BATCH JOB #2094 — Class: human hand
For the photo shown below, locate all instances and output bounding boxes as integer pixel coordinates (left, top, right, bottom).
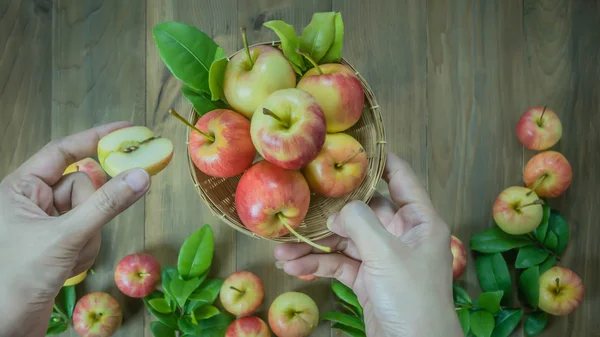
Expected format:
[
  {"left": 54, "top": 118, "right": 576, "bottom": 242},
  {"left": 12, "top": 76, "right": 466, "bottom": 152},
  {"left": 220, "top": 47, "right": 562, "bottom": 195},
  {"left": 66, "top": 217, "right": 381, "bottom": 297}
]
[
  {"left": 274, "top": 153, "right": 463, "bottom": 337},
  {"left": 0, "top": 122, "right": 151, "bottom": 337}
]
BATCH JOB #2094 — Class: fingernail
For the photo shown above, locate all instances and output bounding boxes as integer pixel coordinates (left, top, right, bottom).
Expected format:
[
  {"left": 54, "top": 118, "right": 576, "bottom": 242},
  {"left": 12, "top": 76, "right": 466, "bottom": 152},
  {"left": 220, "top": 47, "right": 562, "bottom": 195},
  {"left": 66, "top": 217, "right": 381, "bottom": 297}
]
[
  {"left": 125, "top": 169, "right": 150, "bottom": 192},
  {"left": 326, "top": 213, "right": 337, "bottom": 230},
  {"left": 275, "top": 261, "right": 285, "bottom": 269}
]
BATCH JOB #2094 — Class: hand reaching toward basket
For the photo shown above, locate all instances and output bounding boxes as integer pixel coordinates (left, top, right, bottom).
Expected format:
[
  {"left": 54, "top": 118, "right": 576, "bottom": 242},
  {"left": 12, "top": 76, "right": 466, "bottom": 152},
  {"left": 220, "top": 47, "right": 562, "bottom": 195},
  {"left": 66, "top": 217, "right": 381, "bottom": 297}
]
[
  {"left": 274, "top": 152, "right": 464, "bottom": 337},
  {"left": 0, "top": 122, "right": 150, "bottom": 337}
]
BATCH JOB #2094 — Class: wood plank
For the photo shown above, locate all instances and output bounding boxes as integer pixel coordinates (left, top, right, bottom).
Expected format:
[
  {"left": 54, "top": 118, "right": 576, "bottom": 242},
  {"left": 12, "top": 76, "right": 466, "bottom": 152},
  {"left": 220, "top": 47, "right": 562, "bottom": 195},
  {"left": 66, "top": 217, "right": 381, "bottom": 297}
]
[
  {"left": 0, "top": 0, "right": 52, "bottom": 178},
  {"left": 52, "top": 1, "right": 147, "bottom": 336},
  {"left": 234, "top": 2, "right": 334, "bottom": 337}
]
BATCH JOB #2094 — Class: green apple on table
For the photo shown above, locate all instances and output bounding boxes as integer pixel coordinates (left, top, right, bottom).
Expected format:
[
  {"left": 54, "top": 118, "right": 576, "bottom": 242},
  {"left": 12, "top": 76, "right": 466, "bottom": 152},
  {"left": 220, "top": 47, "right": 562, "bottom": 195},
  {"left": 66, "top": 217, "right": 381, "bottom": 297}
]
[
  {"left": 492, "top": 186, "right": 543, "bottom": 235},
  {"left": 219, "top": 271, "right": 264, "bottom": 317},
  {"left": 269, "top": 292, "right": 319, "bottom": 337},
  {"left": 73, "top": 292, "right": 122, "bottom": 337},
  {"left": 538, "top": 266, "right": 584, "bottom": 316}
]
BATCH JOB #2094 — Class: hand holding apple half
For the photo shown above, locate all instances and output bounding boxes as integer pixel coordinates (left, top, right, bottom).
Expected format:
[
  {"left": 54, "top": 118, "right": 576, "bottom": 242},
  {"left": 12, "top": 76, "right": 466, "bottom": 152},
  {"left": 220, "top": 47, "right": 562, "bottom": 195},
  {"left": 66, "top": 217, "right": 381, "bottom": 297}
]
[
  {"left": 114, "top": 253, "right": 161, "bottom": 298},
  {"left": 63, "top": 158, "right": 107, "bottom": 189},
  {"left": 98, "top": 126, "right": 173, "bottom": 177},
  {"left": 524, "top": 150, "right": 573, "bottom": 198},
  {"left": 538, "top": 266, "right": 584, "bottom": 316},
  {"left": 493, "top": 186, "right": 543, "bottom": 235},
  {"left": 268, "top": 292, "right": 319, "bottom": 337},
  {"left": 450, "top": 235, "right": 467, "bottom": 280},
  {"left": 169, "top": 108, "right": 256, "bottom": 178},
  {"left": 235, "top": 161, "right": 330, "bottom": 252},
  {"left": 517, "top": 105, "right": 562, "bottom": 150},
  {"left": 251, "top": 88, "right": 326, "bottom": 170},
  {"left": 223, "top": 28, "right": 296, "bottom": 118},
  {"left": 226, "top": 316, "right": 271, "bottom": 337},
  {"left": 220, "top": 271, "right": 264, "bottom": 316},
  {"left": 73, "top": 292, "right": 122, "bottom": 337},
  {"left": 302, "top": 133, "right": 368, "bottom": 197}
]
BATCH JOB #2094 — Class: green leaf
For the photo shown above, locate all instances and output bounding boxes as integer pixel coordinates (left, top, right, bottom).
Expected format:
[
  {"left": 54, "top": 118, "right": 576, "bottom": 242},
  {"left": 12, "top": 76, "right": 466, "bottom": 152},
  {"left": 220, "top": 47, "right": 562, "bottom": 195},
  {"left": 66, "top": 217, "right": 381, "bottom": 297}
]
[
  {"left": 490, "top": 309, "right": 523, "bottom": 337},
  {"left": 193, "top": 305, "right": 220, "bottom": 319},
  {"left": 539, "top": 255, "right": 556, "bottom": 274},
  {"left": 475, "top": 254, "right": 512, "bottom": 304},
  {"left": 515, "top": 246, "right": 549, "bottom": 268},
  {"left": 178, "top": 312, "right": 234, "bottom": 337},
  {"left": 149, "top": 298, "right": 173, "bottom": 314},
  {"left": 161, "top": 266, "right": 178, "bottom": 302},
  {"left": 143, "top": 291, "right": 179, "bottom": 330},
  {"left": 150, "top": 321, "right": 176, "bottom": 337},
  {"left": 208, "top": 56, "right": 228, "bottom": 101},
  {"left": 543, "top": 231, "right": 558, "bottom": 252},
  {"left": 470, "top": 227, "right": 533, "bottom": 253},
  {"left": 61, "top": 286, "right": 76, "bottom": 320},
  {"left": 470, "top": 310, "right": 495, "bottom": 337},
  {"left": 181, "top": 86, "right": 227, "bottom": 116},
  {"left": 320, "top": 12, "right": 344, "bottom": 63},
  {"left": 533, "top": 201, "right": 551, "bottom": 242},
  {"left": 332, "top": 280, "right": 363, "bottom": 317},
  {"left": 322, "top": 312, "right": 365, "bottom": 332},
  {"left": 340, "top": 302, "right": 361, "bottom": 317},
  {"left": 478, "top": 291, "right": 503, "bottom": 314},
  {"left": 300, "top": 12, "right": 336, "bottom": 63},
  {"left": 457, "top": 308, "right": 470, "bottom": 336},
  {"left": 188, "top": 278, "right": 223, "bottom": 304},
  {"left": 178, "top": 225, "right": 214, "bottom": 280},
  {"left": 153, "top": 22, "right": 223, "bottom": 93},
  {"left": 548, "top": 210, "right": 569, "bottom": 255},
  {"left": 171, "top": 277, "right": 203, "bottom": 308},
  {"left": 453, "top": 284, "right": 472, "bottom": 306},
  {"left": 519, "top": 266, "right": 540, "bottom": 308},
  {"left": 45, "top": 318, "right": 68, "bottom": 335},
  {"left": 263, "top": 20, "right": 304, "bottom": 73},
  {"left": 331, "top": 323, "right": 367, "bottom": 337},
  {"left": 524, "top": 311, "right": 547, "bottom": 336}
]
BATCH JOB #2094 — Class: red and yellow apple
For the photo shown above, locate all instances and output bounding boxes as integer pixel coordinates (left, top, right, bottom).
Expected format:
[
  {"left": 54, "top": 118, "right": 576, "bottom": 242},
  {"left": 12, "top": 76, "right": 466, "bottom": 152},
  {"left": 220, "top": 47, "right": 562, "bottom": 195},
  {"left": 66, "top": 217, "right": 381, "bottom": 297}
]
[
  {"left": 73, "top": 292, "right": 122, "bottom": 337},
  {"left": 223, "top": 29, "right": 295, "bottom": 118},
  {"left": 302, "top": 133, "right": 367, "bottom": 197},
  {"left": 225, "top": 316, "right": 270, "bottom": 337},
  {"left": 174, "top": 108, "right": 256, "bottom": 178},
  {"left": 251, "top": 88, "right": 326, "bottom": 170},
  {"left": 524, "top": 151, "right": 573, "bottom": 198},
  {"left": 516, "top": 106, "right": 562, "bottom": 150},
  {"left": 297, "top": 62, "right": 364, "bottom": 133},
  {"left": 63, "top": 158, "right": 107, "bottom": 189},
  {"left": 538, "top": 266, "right": 584, "bottom": 316},
  {"left": 268, "top": 292, "right": 319, "bottom": 337},
  {"left": 114, "top": 253, "right": 161, "bottom": 298},
  {"left": 219, "top": 271, "right": 264, "bottom": 317},
  {"left": 98, "top": 126, "right": 173, "bottom": 177},
  {"left": 493, "top": 186, "right": 543, "bottom": 235},
  {"left": 450, "top": 235, "right": 467, "bottom": 280}
]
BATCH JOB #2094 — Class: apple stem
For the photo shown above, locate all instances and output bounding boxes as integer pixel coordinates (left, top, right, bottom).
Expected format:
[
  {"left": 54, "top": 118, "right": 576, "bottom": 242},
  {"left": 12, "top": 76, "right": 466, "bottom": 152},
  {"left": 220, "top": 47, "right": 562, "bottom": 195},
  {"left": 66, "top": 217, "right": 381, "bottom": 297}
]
[
  {"left": 537, "top": 105, "right": 548, "bottom": 126},
  {"left": 241, "top": 27, "right": 254, "bottom": 68},
  {"left": 554, "top": 278, "right": 561, "bottom": 293},
  {"left": 516, "top": 199, "right": 544, "bottom": 210},
  {"left": 278, "top": 214, "right": 331, "bottom": 252},
  {"left": 263, "top": 108, "right": 290, "bottom": 128},
  {"left": 526, "top": 174, "right": 548, "bottom": 196},
  {"left": 139, "top": 273, "right": 151, "bottom": 277},
  {"left": 296, "top": 49, "right": 323, "bottom": 75},
  {"left": 335, "top": 148, "right": 365, "bottom": 168},
  {"left": 230, "top": 286, "right": 245, "bottom": 294},
  {"left": 169, "top": 108, "right": 215, "bottom": 142},
  {"left": 89, "top": 268, "right": 95, "bottom": 275}
]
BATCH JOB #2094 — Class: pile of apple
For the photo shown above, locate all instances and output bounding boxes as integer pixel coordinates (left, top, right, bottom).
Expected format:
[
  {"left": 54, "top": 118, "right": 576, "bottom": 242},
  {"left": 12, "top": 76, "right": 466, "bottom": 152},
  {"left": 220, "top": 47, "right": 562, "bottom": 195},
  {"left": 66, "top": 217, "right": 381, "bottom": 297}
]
[{"left": 449, "top": 106, "right": 583, "bottom": 337}]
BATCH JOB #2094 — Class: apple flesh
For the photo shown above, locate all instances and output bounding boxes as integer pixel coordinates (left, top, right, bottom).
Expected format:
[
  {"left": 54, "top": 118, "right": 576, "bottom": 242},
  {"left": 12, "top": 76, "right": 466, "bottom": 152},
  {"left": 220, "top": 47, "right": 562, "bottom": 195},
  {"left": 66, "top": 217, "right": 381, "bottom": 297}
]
[
  {"left": 73, "top": 292, "right": 122, "bottom": 337},
  {"left": 114, "top": 253, "right": 161, "bottom": 298},
  {"left": 302, "top": 133, "right": 368, "bottom": 197},
  {"left": 64, "top": 270, "right": 88, "bottom": 287},
  {"left": 450, "top": 235, "right": 467, "bottom": 280},
  {"left": 64, "top": 158, "right": 107, "bottom": 189},
  {"left": 224, "top": 43, "right": 296, "bottom": 118},
  {"left": 493, "top": 186, "right": 543, "bottom": 235},
  {"left": 524, "top": 151, "right": 572, "bottom": 198},
  {"left": 251, "top": 88, "right": 326, "bottom": 170},
  {"left": 219, "top": 271, "right": 264, "bottom": 317},
  {"left": 98, "top": 126, "right": 173, "bottom": 177},
  {"left": 297, "top": 63, "right": 364, "bottom": 133},
  {"left": 516, "top": 106, "right": 562, "bottom": 150},
  {"left": 185, "top": 109, "right": 256, "bottom": 178},
  {"left": 268, "top": 292, "right": 319, "bottom": 337},
  {"left": 225, "top": 316, "right": 270, "bottom": 337},
  {"left": 538, "top": 266, "right": 584, "bottom": 316}
]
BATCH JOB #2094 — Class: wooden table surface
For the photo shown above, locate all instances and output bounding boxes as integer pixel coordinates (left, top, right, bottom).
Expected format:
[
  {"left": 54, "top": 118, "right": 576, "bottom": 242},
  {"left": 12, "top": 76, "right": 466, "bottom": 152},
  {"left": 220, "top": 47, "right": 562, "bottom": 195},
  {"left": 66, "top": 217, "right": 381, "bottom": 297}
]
[{"left": 1, "top": 1, "right": 598, "bottom": 336}]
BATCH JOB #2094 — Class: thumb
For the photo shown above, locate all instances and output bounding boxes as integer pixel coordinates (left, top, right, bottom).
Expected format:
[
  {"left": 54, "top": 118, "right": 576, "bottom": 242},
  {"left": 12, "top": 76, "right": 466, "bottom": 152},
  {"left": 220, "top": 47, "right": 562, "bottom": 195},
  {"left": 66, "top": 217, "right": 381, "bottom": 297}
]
[{"left": 61, "top": 168, "right": 150, "bottom": 238}]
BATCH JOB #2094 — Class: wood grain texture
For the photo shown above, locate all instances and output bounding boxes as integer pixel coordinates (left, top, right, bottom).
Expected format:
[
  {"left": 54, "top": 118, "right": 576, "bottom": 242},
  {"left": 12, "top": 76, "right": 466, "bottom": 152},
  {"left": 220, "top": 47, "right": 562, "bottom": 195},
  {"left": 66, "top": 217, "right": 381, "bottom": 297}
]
[{"left": 52, "top": 0, "right": 147, "bottom": 336}]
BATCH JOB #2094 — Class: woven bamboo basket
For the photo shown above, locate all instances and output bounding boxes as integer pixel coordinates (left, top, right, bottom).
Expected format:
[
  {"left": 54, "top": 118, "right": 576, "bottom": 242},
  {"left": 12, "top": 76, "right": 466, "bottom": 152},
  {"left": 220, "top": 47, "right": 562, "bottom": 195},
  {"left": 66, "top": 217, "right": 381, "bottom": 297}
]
[{"left": 188, "top": 41, "right": 386, "bottom": 243}]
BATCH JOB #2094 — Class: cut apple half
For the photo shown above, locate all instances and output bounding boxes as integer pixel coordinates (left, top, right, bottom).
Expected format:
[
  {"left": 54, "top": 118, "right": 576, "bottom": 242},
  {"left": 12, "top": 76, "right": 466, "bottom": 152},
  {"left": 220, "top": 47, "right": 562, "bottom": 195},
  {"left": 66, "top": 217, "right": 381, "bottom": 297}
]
[{"left": 98, "top": 126, "right": 173, "bottom": 177}]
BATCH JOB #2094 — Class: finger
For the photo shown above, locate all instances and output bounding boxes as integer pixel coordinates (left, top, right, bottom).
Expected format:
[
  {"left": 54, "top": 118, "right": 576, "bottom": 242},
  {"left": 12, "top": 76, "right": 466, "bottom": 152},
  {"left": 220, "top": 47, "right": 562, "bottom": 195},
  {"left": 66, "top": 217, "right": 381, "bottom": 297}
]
[
  {"left": 70, "top": 233, "right": 101, "bottom": 277},
  {"left": 281, "top": 254, "right": 361, "bottom": 288},
  {"left": 9, "top": 174, "right": 57, "bottom": 216},
  {"left": 384, "top": 152, "right": 432, "bottom": 208},
  {"left": 60, "top": 168, "right": 150, "bottom": 240},
  {"left": 19, "top": 122, "right": 131, "bottom": 185},
  {"left": 52, "top": 172, "right": 96, "bottom": 214},
  {"left": 368, "top": 191, "right": 399, "bottom": 228},
  {"left": 274, "top": 235, "right": 360, "bottom": 261}
]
